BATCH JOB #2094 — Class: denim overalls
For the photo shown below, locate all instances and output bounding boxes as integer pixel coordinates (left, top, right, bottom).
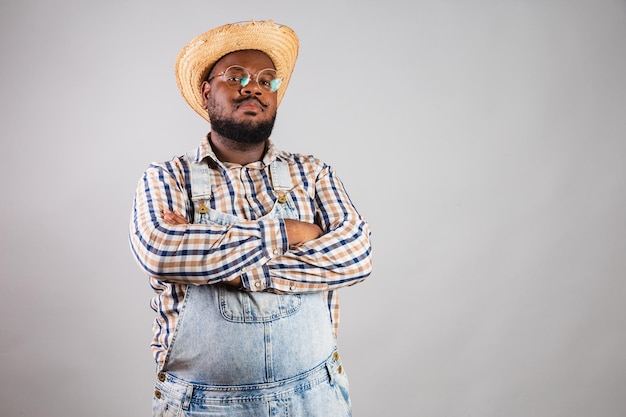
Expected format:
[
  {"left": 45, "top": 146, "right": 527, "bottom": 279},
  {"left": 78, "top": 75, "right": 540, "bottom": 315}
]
[{"left": 152, "top": 156, "right": 352, "bottom": 417}]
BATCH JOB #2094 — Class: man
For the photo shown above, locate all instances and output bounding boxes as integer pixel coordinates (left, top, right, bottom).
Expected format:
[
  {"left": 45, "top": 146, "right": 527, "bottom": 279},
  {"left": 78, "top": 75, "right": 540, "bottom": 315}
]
[{"left": 129, "top": 20, "right": 372, "bottom": 417}]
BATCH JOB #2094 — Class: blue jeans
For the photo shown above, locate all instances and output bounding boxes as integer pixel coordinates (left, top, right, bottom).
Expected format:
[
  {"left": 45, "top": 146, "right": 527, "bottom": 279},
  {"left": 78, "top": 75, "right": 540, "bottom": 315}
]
[
  {"left": 153, "top": 349, "right": 351, "bottom": 417},
  {"left": 151, "top": 160, "right": 352, "bottom": 416}
]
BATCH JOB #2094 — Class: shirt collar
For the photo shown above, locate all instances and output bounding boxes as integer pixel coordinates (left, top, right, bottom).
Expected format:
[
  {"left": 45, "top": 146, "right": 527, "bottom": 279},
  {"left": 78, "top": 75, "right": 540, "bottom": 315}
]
[{"left": 193, "top": 133, "right": 286, "bottom": 168}]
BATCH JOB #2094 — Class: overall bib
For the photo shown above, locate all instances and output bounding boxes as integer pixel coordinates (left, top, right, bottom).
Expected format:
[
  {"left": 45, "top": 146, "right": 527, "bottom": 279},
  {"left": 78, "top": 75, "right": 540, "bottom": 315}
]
[{"left": 152, "top": 158, "right": 352, "bottom": 417}]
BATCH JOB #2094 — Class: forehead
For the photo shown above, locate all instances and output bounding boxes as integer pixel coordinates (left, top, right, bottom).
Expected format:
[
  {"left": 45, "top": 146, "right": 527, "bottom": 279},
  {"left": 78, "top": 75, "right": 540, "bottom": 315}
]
[{"left": 213, "top": 50, "right": 276, "bottom": 72}]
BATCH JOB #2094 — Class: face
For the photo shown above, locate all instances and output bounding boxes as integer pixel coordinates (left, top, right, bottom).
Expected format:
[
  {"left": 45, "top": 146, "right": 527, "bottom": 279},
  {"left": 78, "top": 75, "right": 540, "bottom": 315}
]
[{"left": 202, "top": 50, "right": 279, "bottom": 144}]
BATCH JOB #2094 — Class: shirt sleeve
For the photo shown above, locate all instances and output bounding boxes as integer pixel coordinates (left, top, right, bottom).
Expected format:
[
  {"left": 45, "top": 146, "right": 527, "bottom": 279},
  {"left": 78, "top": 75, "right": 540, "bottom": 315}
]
[
  {"left": 128, "top": 160, "right": 290, "bottom": 285},
  {"left": 243, "top": 165, "right": 373, "bottom": 293}
]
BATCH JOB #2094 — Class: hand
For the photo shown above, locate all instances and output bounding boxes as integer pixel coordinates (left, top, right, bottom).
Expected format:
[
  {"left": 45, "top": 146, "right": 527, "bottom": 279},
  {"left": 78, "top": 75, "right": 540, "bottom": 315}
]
[
  {"left": 161, "top": 209, "right": 242, "bottom": 288},
  {"left": 284, "top": 219, "right": 323, "bottom": 246},
  {"left": 162, "top": 209, "right": 189, "bottom": 225}
]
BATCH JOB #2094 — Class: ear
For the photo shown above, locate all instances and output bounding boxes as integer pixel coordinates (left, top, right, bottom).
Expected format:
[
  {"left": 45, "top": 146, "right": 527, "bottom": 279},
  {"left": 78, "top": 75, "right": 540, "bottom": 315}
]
[{"left": 201, "top": 81, "right": 211, "bottom": 109}]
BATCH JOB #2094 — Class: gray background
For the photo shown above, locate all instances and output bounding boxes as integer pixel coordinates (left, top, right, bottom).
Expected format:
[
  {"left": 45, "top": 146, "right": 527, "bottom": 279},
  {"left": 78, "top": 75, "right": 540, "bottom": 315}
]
[{"left": 1, "top": 0, "right": 625, "bottom": 416}]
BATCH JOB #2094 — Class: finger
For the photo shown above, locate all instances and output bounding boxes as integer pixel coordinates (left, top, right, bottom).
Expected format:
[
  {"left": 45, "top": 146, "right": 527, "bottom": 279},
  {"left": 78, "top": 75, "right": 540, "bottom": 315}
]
[
  {"left": 162, "top": 209, "right": 189, "bottom": 225},
  {"left": 172, "top": 212, "right": 189, "bottom": 224}
]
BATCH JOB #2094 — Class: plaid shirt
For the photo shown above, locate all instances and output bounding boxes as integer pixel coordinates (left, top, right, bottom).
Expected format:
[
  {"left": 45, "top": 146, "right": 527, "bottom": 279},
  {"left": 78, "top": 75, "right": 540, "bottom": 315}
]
[{"left": 129, "top": 136, "right": 373, "bottom": 365}]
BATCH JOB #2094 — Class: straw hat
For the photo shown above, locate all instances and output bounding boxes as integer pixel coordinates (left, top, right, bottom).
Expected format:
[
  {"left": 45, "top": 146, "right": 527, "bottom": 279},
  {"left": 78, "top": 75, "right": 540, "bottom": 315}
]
[{"left": 175, "top": 20, "right": 300, "bottom": 122}]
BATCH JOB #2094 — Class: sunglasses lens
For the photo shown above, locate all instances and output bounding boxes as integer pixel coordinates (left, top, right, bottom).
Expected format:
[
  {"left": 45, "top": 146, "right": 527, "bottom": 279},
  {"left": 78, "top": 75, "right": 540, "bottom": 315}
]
[
  {"left": 222, "top": 66, "right": 281, "bottom": 92},
  {"left": 223, "top": 66, "right": 247, "bottom": 89},
  {"left": 269, "top": 78, "right": 282, "bottom": 92},
  {"left": 257, "top": 69, "right": 281, "bottom": 92}
]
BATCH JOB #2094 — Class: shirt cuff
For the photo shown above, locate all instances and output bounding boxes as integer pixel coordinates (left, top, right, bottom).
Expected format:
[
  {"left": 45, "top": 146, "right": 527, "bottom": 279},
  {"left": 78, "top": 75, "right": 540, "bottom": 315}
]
[
  {"left": 240, "top": 218, "right": 289, "bottom": 291},
  {"left": 265, "top": 218, "right": 289, "bottom": 256}
]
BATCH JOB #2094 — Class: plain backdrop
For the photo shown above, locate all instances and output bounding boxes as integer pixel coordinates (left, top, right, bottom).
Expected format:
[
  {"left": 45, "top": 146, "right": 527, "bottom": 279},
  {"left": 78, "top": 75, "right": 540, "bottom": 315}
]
[{"left": 1, "top": 1, "right": 625, "bottom": 416}]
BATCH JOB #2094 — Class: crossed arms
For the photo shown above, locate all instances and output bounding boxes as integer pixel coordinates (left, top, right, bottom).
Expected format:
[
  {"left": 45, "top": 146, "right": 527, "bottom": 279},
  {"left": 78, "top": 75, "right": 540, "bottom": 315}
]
[{"left": 129, "top": 157, "right": 372, "bottom": 293}]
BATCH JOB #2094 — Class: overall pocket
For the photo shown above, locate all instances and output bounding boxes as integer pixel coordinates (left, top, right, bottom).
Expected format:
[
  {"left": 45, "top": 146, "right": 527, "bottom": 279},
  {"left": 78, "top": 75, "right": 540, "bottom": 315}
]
[{"left": 218, "top": 286, "right": 302, "bottom": 323}]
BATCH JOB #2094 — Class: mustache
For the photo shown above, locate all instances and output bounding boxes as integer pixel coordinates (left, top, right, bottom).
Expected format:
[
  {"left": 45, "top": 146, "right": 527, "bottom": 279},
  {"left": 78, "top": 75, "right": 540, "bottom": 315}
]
[{"left": 234, "top": 96, "right": 269, "bottom": 108}]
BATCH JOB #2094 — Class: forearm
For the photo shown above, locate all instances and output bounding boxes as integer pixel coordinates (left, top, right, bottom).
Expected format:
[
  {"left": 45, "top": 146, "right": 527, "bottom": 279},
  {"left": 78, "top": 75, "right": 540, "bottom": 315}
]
[
  {"left": 130, "top": 212, "right": 287, "bottom": 284},
  {"left": 252, "top": 167, "right": 373, "bottom": 292},
  {"left": 243, "top": 214, "right": 372, "bottom": 292},
  {"left": 129, "top": 165, "right": 289, "bottom": 284}
]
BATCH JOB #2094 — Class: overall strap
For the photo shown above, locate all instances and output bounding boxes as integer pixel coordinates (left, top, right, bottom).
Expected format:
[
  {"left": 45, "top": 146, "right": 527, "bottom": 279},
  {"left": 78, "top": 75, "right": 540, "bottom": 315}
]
[
  {"left": 187, "top": 154, "right": 291, "bottom": 199},
  {"left": 270, "top": 160, "right": 293, "bottom": 192},
  {"left": 186, "top": 152, "right": 212, "bottom": 202}
]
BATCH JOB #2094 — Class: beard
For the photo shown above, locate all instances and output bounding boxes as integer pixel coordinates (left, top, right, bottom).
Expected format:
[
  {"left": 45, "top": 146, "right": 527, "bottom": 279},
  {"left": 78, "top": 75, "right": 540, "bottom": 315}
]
[{"left": 208, "top": 97, "right": 276, "bottom": 145}]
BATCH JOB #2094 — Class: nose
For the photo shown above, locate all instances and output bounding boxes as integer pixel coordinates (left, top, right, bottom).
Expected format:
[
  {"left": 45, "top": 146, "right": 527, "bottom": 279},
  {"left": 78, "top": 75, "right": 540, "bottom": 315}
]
[{"left": 240, "top": 80, "right": 263, "bottom": 97}]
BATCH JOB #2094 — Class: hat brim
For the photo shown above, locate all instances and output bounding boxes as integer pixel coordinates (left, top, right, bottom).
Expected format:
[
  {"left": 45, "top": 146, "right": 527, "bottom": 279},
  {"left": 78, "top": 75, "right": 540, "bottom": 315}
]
[{"left": 175, "top": 20, "right": 299, "bottom": 123}]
